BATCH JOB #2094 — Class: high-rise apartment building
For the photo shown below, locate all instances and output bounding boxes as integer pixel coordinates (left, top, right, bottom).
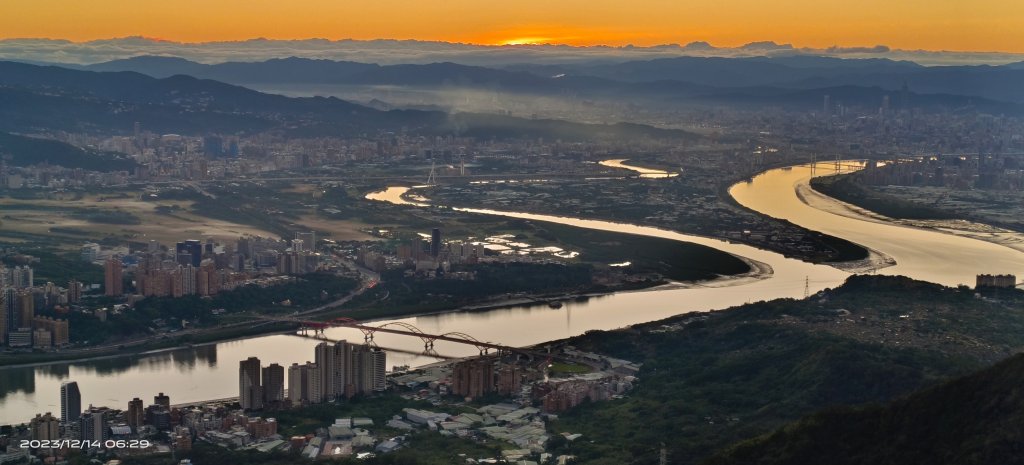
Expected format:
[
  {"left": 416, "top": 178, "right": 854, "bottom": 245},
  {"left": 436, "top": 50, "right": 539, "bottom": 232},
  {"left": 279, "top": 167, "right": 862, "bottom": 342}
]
[
  {"left": 32, "top": 317, "right": 69, "bottom": 346},
  {"left": 287, "top": 362, "right": 307, "bottom": 404},
  {"left": 306, "top": 362, "right": 323, "bottom": 404},
  {"left": 430, "top": 228, "right": 442, "bottom": 257},
  {"left": 368, "top": 348, "right": 387, "bottom": 392},
  {"left": 127, "top": 397, "right": 145, "bottom": 432},
  {"left": 60, "top": 381, "right": 82, "bottom": 423},
  {"left": 315, "top": 342, "right": 337, "bottom": 400},
  {"left": 452, "top": 358, "right": 494, "bottom": 399},
  {"left": 154, "top": 392, "right": 170, "bottom": 409},
  {"left": 262, "top": 363, "right": 285, "bottom": 404},
  {"left": 79, "top": 408, "right": 109, "bottom": 442},
  {"left": 30, "top": 413, "right": 60, "bottom": 441},
  {"left": 15, "top": 290, "right": 34, "bottom": 328},
  {"left": 239, "top": 357, "right": 263, "bottom": 410},
  {"left": 67, "top": 280, "right": 83, "bottom": 303},
  {"left": 104, "top": 258, "right": 123, "bottom": 296}
]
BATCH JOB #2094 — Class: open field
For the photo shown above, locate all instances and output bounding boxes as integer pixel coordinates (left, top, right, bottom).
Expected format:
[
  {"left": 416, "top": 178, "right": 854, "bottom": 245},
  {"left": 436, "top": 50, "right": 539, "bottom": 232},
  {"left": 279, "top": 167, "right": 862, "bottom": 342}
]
[
  {"left": 0, "top": 193, "right": 275, "bottom": 246},
  {"left": 293, "top": 214, "right": 375, "bottom": 241}
]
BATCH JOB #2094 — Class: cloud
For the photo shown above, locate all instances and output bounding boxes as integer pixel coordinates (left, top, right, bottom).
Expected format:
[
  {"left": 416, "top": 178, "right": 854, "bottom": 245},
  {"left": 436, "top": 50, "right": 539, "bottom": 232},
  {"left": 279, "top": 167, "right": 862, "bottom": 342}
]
[
  {"left": 0, "top": 37, "right": 1020, "bottom": 67},
  {"left": 826, "top": 45, "right": 891, "bottom": 54}
]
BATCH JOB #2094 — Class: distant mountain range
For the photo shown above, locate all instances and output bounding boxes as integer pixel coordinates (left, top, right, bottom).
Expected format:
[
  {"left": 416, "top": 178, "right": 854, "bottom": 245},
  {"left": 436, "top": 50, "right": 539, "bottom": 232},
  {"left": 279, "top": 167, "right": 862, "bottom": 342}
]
[
  {"left": 75, "top": 55, "right": 1024, "bottom": 100},
  {"left": 1, "top": 54, "right": 1021, "bottom": 171},
  {"left": 0, "top": 61, "right": 692, "bottom": 143},
  {"left": 49, "top": 55, "right": 1024, "bottom": 112},
  {"left": 2, "top": 37, "right": 1023, "bottom": 67}
]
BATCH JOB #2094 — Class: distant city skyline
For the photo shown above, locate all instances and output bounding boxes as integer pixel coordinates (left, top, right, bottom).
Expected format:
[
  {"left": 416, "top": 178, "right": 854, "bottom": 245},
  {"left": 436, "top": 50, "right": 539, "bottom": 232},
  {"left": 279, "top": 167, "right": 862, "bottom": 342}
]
[{"left": 2, "top": 0, "right": 1022, "bottom": 53}]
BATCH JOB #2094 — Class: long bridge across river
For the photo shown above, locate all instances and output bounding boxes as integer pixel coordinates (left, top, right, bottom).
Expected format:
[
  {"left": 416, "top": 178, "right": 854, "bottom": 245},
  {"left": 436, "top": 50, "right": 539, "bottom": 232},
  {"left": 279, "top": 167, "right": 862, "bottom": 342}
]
[{"left": 257, "top": 316, "right": 524, "bottom": 356}]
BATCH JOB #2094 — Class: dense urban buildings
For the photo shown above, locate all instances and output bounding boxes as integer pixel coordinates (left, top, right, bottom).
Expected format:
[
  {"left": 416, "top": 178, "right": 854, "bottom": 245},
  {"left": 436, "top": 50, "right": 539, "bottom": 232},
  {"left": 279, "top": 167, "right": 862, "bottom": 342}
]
[
  {"left": 242, "top": 341, "right": 387, "bottom": 410},
  {"left": 976, "top": 274, "right": 1018, "bottom": 289}
]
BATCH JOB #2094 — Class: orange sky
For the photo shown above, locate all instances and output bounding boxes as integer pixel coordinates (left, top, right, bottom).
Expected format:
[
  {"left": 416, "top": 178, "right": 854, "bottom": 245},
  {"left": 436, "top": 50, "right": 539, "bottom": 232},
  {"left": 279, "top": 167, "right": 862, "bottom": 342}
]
[{"left": 2, "top": 0, "right": 1023, "bottom": 52}]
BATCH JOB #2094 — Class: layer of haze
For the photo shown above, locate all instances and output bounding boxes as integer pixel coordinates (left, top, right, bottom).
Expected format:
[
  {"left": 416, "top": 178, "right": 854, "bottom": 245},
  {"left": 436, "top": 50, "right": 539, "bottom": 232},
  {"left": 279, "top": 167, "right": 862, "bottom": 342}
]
[{"left": 2, "top": 0, "right": 1023, "bottom": 52}]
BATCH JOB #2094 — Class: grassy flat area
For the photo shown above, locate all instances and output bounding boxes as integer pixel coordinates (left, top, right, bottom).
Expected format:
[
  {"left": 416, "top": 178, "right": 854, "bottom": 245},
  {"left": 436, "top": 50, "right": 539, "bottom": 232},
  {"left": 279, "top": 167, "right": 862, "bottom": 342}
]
[
  {"left": 0, "top": 192, "right": 275, "bottom": 247},
  {"left": 549, "top": 362, "right": 593, "bottom": 375},
  {"left": 539, "top": 222, "right": 751, "bottom": 280}
]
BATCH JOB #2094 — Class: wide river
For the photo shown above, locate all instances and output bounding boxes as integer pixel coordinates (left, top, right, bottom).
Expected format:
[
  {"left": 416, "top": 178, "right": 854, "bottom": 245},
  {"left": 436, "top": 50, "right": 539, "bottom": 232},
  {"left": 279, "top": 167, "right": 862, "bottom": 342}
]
[{"left": 2, "top": 162, "right": 1023, "bottom": 424}]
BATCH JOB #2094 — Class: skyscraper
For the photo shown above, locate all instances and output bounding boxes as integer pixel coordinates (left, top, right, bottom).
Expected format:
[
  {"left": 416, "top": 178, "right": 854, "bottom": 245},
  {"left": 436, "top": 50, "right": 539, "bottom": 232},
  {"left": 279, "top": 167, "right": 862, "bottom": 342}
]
[
  {"left": 452, "top": 358, "right": 494, "bottom": 399},
  {"left": 60, "top": 381, "right": 82, "bottom": 424},
  {"left": 0, "top": 289, "right": 9, "bottom": 345},
  {"left": 239, "top": 357, "right": 263, "bottom": 410},
  {"left": 287, "top": 362, "right": 307, "bottom": 404},
  {"left": 154, "top": 392, "right": 170, "bottom": 410},
  {"left": 368, "top": 348, "right": 387, "bottom": 392},
  {"left": 104, "top": 258, "right": 123, "bottom": 296},
  {"left": 334, "top": 341, "right": 353, "bottom": 399},
  {"left": 176, "top": 240, "right": 203, "bottom": 267},
  {"left": 315, "top": 342, "right": 337, "bottom": 400},
  {"left": 9, "top": 266, "right": 32, "bottom": 288},
  {"left": 352, "top": 344, "right": 387, "bottom": 394},
  {"left": 306, "top": 362, "right": 323, "bottom": 404},
  {"left": 127, "top": 398, "right": 144, "bottom": 432},
  {"left": 16, "top": 291, "right": 34, "bottom": 328},
  {"left": 30, "top": 413, "right": 60, "bottom": 441},
  {"left": 430, "top": 228, "right": 442, "bottom": 257},
  {"left": 79, "top": 408, "right": 109, "bottom": 442},
  {"left": 262, "top": 363, "right": 285, "bottom": 404},
  {"left": 67, "top": 280, "right": 83, "bottom": 303}
]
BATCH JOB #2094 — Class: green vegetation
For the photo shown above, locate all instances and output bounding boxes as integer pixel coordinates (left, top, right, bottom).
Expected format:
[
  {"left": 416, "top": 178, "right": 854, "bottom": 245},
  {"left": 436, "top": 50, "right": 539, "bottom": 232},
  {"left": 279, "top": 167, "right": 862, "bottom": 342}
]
[
  {"left": 340, "top": 263, "right": 597, "bottom": 318},
  {"left": 0, "top": 321, "right": 295, "bottom": 368},
  {"left": 544, "top": 275, "right": 1024, "bottom": 465},
  {"left": 0, "top": 131, "right": 137, "bottom": 171},
  {"left": 71, "top": 209, "right": 142, "bottom": 225},
  {"left": 548, "top": 362, "right": 592, "bottom": 376},
  {"left": 188, "top": 191, "right": 296, "bottom": 238},
  {"left": 813, "top": 228, "right": 870, "bottom": 262},
  {"left": 811, "top": 173, "right": 956, "bottom": 220},
  {"left": 271, "top": 393, "right": 431, "bottom": 437},
  {"left": 44, "top": 273, "right": 357, "bottom": 345},
  {"left": 2, "top": 250, "right": 104, "bottom": 285},
  {"left": 539, "top": 222, "right": 751, "bottom": 280},
  {"left": 706, "top": 352, "right": 1024, "bottom": 465}
]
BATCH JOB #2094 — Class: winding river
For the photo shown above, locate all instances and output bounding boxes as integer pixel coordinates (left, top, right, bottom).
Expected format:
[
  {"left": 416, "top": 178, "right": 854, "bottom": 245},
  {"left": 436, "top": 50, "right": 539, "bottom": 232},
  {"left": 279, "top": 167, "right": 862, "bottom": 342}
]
[{"left": 2, "top": 161, "right": 1023, "bottom": 425}]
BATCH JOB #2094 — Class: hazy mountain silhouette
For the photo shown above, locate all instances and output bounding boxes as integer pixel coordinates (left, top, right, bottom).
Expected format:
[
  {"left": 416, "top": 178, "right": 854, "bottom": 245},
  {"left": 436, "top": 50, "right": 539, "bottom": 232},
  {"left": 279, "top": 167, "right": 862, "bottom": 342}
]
[{"left": 0, "top": 61, "right": 693, "bottom": 141}]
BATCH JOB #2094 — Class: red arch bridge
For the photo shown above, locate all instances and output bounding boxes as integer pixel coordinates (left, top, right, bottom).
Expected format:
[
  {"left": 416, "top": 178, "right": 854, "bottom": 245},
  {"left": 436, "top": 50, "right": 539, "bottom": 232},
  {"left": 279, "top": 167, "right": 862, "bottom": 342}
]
[{"left": 259, "top": 316, "right": 521, "bottom": 356}]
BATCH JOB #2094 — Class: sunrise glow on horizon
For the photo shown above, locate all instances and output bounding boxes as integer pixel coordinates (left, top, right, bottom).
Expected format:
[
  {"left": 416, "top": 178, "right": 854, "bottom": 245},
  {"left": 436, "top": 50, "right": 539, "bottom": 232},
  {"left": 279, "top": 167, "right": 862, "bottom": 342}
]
[{"left": 2, "top": 0, "right": 1023, "bottom": 53}]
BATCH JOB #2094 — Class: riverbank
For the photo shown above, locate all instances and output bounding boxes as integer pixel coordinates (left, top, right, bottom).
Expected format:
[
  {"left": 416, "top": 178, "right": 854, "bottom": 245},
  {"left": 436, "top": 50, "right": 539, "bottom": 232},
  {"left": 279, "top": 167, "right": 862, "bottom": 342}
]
[
  {"left": 0, "top": 157, "right": 963, "bottom": 425},
  {"left": 803, "top": 176, "right": 1024, "bottom": 256},
  {"left": 0, "top": 276, "right": 671, "bottom": 370},
  {"left": 0, "top": 321, "right": 297, "bottom": 369},
  {"left": 0, "top": 254, "right": 780, "bottom": 372}
]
